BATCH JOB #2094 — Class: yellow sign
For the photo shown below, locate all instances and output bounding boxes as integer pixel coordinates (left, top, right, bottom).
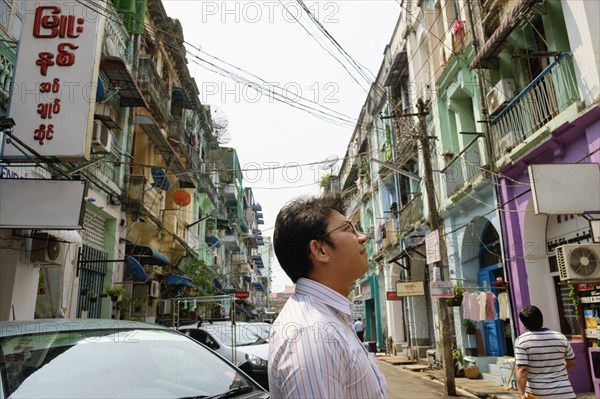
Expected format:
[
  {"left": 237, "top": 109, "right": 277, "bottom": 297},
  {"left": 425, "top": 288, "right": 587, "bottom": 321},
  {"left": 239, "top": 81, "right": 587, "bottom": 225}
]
[{"left": 396, "top": 281, "right": 425, "bottom": 297}]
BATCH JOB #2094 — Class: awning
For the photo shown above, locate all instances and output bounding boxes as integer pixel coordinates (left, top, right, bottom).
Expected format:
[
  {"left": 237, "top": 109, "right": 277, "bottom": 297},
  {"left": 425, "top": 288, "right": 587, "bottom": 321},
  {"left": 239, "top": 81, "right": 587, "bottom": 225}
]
[
  {"left": 252, "top": 283, "right": 264, "bottom": 291},
  {"left": 166, "top": 274, "right": 196, "bottom": 287},
  {"left": 171, "top": 87, "right": 193, "bottom": 109},
  {"left": 384, "top": 51, "right": 408, "bottom": 87},
  {"left": 100, "top": 56, "right": 147, "bottom": 107},
  {"left": 134, "top": 114, "right": 194, "bottom": 185},
  {"left": 470, "top": 0, "right": 541, "bottom": 69},
  {"left": 206, "top": 235, "right": 221, "bottom": 248},
  {"left": 125, "top": 243, "right": 170, "bottom": 266},
  {"left": 125, "top": 255, "right": 147, "bottom": 281},
  {"left": 212, "top": 277, "right": 223, "bottom": 290},
  {"left": 93, "top": 113, "right": 120, "bottom": 130}
]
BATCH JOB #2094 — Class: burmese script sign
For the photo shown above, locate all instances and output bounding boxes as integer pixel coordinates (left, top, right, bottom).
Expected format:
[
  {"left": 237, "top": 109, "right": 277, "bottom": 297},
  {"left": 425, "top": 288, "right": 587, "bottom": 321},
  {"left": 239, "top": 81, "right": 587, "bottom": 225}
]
[
  {"left": 430, "top": 281, "right": 454, "bottom": 298},
  {"left": 396, "top": 281, "right": 425, "bottom": 297},
  {"left": 4, "top": 0, "right": 104, "bottom": 161}
]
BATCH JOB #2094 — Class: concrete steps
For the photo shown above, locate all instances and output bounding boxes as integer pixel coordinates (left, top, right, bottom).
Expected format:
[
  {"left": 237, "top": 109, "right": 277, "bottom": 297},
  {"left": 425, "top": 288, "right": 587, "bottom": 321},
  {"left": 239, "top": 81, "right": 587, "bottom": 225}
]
[{"left": 482, "top": 357, "right": 516, "bottom": 390}]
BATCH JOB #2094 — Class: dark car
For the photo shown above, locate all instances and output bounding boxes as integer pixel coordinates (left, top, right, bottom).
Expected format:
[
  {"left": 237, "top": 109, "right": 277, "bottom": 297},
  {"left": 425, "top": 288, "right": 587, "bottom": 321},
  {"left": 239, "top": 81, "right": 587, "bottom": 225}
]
[{"left": 0, "top": 319, "right": 269, "bottom": 398}]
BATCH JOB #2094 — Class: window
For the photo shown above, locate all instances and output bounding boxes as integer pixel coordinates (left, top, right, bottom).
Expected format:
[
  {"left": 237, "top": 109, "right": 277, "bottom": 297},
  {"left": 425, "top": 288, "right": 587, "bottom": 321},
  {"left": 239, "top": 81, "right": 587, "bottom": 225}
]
[{"left": 1, "top": 0, "right": 10, "bottom": 31}]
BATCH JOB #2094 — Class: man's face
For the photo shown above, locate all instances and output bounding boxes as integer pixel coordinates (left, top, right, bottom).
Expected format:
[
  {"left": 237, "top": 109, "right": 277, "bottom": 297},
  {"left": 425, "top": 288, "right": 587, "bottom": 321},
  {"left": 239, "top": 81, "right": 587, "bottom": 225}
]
[{"left": 322, "top": 211, "right": 369, "bottom": 280}]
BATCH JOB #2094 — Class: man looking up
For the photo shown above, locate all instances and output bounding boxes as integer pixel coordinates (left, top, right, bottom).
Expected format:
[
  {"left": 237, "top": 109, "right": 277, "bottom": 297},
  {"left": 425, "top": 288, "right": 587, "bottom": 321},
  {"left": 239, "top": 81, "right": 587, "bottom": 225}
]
[{"left": 268, "top": 194, "right": 387, "bottom": 398}]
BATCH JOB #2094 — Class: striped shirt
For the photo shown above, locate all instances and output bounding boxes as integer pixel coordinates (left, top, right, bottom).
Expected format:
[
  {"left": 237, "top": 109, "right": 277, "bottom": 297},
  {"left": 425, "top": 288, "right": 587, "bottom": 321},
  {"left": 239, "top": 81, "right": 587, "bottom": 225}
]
[
  {"left": 514, "top": 329, "right": 575, "bottom": 399},
  {"left": 268, "top": 278, "right": 387, "bottom": 398}
]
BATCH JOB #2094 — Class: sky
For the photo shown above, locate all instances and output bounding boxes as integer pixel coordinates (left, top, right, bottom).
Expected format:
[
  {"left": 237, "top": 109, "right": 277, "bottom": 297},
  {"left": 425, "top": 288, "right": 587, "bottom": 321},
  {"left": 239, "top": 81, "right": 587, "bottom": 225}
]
[{"left": 162, "top": 1, "right": 401, "bottom": 292}]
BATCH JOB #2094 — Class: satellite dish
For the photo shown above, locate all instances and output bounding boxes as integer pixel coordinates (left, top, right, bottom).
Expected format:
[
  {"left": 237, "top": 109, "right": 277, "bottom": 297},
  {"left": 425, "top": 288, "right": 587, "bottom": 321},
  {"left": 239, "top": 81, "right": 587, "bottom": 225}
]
[
  {"left": 125, "top": 255, "right": 147, "bottom": 281},
  {"left": 147, "top": 166, "right": 170, "bottom": 191},
  {"left": 320, "top": 155, "right": 339, "bottom": 172},
  {"left": 173, "top": 190, "right": 191, "bottom": 207},
  {"left": 210, "top": 106, "right": 232, "bottom": 144}
]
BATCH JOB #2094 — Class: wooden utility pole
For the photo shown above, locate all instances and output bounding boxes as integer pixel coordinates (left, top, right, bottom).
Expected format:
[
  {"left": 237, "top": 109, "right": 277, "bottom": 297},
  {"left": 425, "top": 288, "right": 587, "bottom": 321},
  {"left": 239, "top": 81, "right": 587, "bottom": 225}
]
[{"left": 416, "top": 98, "right": 456, "bottom": 396}]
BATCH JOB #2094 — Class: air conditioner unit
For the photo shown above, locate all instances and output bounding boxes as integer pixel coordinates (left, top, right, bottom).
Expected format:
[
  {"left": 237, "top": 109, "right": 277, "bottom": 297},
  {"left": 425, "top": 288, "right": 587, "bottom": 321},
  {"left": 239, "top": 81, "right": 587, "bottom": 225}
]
[
  {"left": 160, "top": 299, "right": 171, "bottom": 315},
  {"left": 556, "top": 244, "right": 600, "bottom": 281},
  {"left": 487, "top": 78, "right": 516, "bottom": 116},
  {"left": 30, "top": 232, "right": 66, "bottom": 265},
  {"left": 149, "top": 280, "right": 161, "bottom": 298},
  {"left": 92, "top": 120, "right": 113, "bottom": 154}
]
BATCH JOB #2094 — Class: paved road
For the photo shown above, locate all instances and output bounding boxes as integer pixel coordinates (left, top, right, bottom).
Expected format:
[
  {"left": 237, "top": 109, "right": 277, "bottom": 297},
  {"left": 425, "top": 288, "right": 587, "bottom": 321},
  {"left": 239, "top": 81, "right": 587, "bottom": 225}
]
[{"left": 379, "top": 360, "right": 476, "bottom": 398}]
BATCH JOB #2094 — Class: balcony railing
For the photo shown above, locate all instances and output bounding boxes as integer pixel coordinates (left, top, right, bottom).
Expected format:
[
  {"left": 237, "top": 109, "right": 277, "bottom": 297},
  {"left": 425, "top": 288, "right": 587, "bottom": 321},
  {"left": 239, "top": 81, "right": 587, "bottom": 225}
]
[
  {"left": 399, "top": 194, "right": 423, "bottom": 234},
  {"left": 86, "top": 157, "right": 120, "bottom": 192},
  {"left": 441, "top": 138, "right": 483, "bottom": 197},
  {"left": 163, "top": 209, "right": 186, "bottom": 242},
  {"left": 103, "top": 4, "right": 130, "bottom": 61},
  {"left": 137, "top": 57, "right": 170, "bottom": 123},
  {"left": 490, "top": 52, "right": 579, "bottom": 157}
]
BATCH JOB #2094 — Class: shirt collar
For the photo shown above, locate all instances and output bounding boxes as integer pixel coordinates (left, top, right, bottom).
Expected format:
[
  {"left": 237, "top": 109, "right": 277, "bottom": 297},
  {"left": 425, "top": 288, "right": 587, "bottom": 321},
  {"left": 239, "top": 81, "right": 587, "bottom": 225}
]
[{"left": 295, "top": 278, "right": 353, "bottom": 317}]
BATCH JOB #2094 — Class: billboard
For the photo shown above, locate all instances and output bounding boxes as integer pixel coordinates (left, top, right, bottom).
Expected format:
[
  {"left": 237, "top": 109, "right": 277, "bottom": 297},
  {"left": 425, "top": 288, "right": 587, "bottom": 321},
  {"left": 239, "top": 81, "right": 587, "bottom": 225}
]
[{"left": 3, "top": 0, "right": 105, "bottom": 161}]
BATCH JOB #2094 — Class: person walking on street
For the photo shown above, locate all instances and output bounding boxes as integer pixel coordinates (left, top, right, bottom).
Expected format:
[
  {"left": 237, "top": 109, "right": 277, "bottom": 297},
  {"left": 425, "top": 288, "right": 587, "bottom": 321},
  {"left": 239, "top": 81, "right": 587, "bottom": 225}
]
[
  {"left": 515, "top": 305, "right": 576, "bottom": 399},
  {"left": 268, "top": 194, "right": 387, "bottom": 399},
  {"left": 354, "top": 317, "right": 365, "bottom": 341}
]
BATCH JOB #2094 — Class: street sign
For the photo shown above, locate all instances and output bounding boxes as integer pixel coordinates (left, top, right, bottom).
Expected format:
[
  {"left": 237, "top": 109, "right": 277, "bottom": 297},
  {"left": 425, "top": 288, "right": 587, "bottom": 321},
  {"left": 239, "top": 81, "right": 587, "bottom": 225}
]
[
  {"left": 352, "top": 299, "right": 365, "bottom": 319},
  {"left": 386, "top": 291, "right": 403, "bottom": 301}
]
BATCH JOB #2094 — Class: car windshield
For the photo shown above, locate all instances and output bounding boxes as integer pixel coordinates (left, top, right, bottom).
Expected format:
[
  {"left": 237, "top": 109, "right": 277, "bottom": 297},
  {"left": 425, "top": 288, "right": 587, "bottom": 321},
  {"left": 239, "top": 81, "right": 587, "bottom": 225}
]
[
  {"left": 0, "top": 327, "right": 263, "bottom": 398},
  {"left": 203, "top": 324, "right": 267, "bottom": 346}
]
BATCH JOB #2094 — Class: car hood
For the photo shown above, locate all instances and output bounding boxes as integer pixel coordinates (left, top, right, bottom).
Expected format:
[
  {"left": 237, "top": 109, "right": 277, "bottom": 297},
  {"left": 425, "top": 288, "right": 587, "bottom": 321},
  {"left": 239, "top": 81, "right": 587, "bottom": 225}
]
[{"left": 236, "top": 343, "right": 269, "bottom": 360}]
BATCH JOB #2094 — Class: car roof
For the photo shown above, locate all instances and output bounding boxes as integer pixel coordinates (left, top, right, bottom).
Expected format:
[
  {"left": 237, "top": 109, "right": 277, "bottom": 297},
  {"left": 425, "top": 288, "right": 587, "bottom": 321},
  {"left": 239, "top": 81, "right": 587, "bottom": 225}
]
[{"left": 0, "top": 319, "right": 167, "bottom": 338}]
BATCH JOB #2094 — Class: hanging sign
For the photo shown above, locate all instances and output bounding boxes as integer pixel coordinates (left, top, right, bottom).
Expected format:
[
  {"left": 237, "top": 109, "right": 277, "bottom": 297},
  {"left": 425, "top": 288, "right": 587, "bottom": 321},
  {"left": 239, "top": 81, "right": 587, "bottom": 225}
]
[
  {"left": 4, "top": 0, "right": 105, "bottom": 161},
  {"left": 430, "top": 281, "right": 454, "bottom": 298},
  {"left": 425, "top": 229, "right": 441, "bottom": 264},
  {"left": 396, "top": 281, "right": 425, "bottom": 297}
]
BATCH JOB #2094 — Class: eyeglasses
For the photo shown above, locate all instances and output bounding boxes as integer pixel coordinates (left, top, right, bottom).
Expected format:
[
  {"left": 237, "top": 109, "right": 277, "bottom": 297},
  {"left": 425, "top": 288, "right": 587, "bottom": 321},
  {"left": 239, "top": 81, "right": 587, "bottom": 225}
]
[{"left": 318, "top": 221, "right": 361, "bottom": 240}]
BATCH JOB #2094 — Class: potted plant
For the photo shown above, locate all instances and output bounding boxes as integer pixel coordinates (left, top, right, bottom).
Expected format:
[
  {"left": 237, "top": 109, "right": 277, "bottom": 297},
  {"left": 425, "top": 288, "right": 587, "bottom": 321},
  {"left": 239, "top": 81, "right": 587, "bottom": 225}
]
[
  {"left": 105, "top": 287, "right": 126, "bottom": 302},
  {"left": 132, "top": 297, "right": 146, "bottom": 313},
  {"left": 447, "top": 285, "right": 464, "bottom": 307},
  {"left": 88, "top": 291, "right": 98, "bottom": 303},
  {"left": 464, "top": 319, "right": 477, "bottom": 335},
  {"left": 452, "top": 347, "right": 464, "bottom": 377}
]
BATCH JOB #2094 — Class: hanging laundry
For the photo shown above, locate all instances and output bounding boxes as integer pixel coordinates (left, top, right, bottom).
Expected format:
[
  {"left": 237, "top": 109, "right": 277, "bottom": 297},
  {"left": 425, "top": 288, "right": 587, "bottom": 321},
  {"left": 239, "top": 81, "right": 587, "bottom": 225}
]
[
  {"left": 462, "top": 292, "right": 480, "bottom": 320},
  {"left": 478, "top": 291, "right": 487, "bottom": 321},
  {"left": 485, "top": 291, "right": 497, "bottom": 321},
  {"left": 498, "top": 292, "right": 509, "bottom": 320}
]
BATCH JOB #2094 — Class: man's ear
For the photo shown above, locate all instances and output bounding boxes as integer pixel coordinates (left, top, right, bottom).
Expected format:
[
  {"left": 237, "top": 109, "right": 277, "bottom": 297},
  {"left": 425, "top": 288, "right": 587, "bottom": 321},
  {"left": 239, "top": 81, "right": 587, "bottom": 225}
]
[{"left": 308, "top": 239, "right": 329, "bottom": 262}]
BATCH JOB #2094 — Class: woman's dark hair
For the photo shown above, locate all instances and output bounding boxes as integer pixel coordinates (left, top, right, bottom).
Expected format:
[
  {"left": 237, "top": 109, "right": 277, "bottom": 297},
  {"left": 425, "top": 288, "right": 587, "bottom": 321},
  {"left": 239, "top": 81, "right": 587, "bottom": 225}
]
[
  {"left": 273, "top": 194, "right": 345, "bottom": 282},
  {"left": 519, "top": 305, "right": 544, "bottom": 330}
]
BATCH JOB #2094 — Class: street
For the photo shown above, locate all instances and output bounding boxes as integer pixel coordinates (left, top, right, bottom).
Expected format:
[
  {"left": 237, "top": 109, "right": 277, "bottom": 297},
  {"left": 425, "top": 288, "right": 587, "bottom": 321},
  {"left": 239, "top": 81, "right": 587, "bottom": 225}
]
[{"left": 379, "top": 361, "right": 476, "bottom": 399}]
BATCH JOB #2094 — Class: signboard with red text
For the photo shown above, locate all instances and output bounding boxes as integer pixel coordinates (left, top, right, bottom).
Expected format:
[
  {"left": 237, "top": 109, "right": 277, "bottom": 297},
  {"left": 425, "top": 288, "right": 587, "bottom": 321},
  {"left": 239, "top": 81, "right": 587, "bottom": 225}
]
[{"left": 4, "top": 1, "right": 105, "bottom": 161}]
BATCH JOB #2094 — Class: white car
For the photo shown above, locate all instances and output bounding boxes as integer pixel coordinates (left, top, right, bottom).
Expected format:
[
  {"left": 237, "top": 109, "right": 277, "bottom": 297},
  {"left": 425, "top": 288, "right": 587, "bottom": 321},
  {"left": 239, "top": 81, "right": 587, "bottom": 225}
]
[
  {"left": 179, "top": 321, "right": 269, "bottom": 389},
  {"left": 0, "top": 319, "right": 269, "bottom": 399}
]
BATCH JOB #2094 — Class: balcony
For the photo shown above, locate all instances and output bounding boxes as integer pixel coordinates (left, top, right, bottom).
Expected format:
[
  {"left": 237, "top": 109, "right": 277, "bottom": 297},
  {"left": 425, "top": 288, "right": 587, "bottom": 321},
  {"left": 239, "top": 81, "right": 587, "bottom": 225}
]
[
  {"left": 162, "top": 209, "right": 186, "bottom": 242},
  {"left": 85, "top": 148, "right": 122, "bottom": 193},
  {"left": 490, "top": 53, "right": 580, "bottom": 159},
  {"left": 137, "top": 57, "right": 170, "bottom": 123},
  {"left": 224, "top": 183, "right": 238, "bottom": 206},
  {"left": 222, "top": 234, "right": 241, "bottom": 252},
  {"left": 103, "top": 3, "right": 130, "bottom": 61},
  {"left": 399, "top": 194, "right": 423, "bottom": 234},
  {"left": 441, "top": 138, "right": 483, "bottom": 198}
]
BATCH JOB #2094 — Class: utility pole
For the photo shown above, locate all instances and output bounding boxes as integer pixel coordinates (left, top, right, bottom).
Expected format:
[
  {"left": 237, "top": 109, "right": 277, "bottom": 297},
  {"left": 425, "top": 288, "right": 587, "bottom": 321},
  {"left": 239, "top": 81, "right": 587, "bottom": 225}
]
[{"left": 416, "top": 98, "right": 456, "bottom": 396}]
